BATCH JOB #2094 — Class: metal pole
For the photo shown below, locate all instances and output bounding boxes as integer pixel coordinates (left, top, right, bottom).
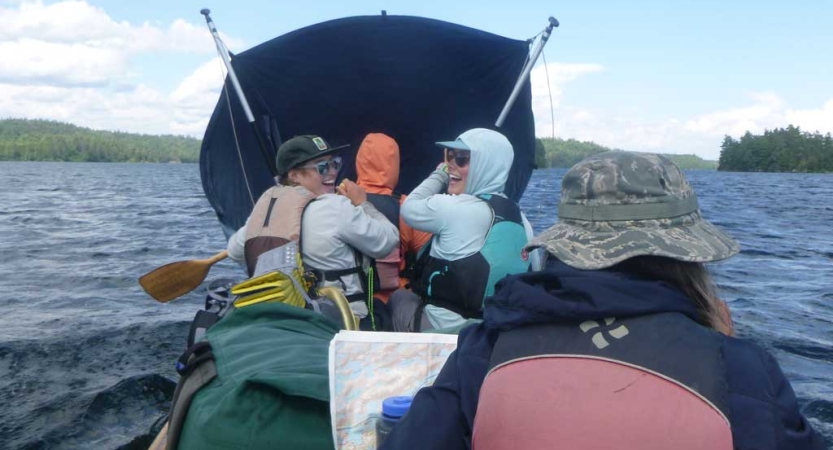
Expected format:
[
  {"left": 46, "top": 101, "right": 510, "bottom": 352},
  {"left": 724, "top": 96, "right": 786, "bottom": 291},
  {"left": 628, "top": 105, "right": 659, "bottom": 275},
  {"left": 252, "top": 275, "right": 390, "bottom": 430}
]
[
  {"left": 495, "top": 16, "right": 559, "bottom": 128},
  {"left": 201, "top": 9, "right": 277, "bottom": 177}
]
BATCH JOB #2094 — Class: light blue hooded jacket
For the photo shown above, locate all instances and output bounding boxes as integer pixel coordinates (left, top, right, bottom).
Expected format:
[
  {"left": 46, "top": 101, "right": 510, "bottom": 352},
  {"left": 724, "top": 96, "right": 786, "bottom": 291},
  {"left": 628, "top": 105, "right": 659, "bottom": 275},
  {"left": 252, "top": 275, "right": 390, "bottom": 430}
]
[{"left": 402, "top": 128, "right": 540, "bottom": 328}]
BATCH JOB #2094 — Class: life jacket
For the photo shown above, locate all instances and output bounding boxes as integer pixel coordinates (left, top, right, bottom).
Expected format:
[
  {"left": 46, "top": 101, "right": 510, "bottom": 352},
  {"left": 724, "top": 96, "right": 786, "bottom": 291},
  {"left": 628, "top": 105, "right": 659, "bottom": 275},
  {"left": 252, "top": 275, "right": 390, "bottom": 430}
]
[
  {"left": 365, "top": 192, "right": 402, "bottom": 292},
  {"left": 472, "top": 313, "right": 733, "bottom": 450},
  {"left": 243, "top": 185, "right": 316, "bottom": 277},
  {"left": 411, "top": 194, "right": 530, "bottom": 318}
]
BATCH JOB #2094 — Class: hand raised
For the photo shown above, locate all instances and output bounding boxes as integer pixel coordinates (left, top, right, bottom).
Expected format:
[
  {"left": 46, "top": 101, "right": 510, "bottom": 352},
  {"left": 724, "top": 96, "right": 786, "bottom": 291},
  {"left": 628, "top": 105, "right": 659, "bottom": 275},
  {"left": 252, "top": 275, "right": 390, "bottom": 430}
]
[{"left": 337, "top": 179, "right": 367, "bottom": 206}]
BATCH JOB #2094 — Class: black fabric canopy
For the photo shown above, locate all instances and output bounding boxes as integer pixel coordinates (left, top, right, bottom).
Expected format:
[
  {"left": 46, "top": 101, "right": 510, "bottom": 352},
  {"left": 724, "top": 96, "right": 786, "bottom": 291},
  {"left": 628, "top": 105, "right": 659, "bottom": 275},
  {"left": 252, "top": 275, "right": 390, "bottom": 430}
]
[{"left": 200, "top": 14, "right": 536, "bottom": 236}]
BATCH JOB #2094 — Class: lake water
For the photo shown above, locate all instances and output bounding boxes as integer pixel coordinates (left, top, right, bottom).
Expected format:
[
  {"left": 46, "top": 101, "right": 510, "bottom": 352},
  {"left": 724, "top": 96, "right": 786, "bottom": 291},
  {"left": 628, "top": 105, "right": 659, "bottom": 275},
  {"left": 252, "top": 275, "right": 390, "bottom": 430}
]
[{"left": 1, "top": 162, "right": 831, "bottom": 448}]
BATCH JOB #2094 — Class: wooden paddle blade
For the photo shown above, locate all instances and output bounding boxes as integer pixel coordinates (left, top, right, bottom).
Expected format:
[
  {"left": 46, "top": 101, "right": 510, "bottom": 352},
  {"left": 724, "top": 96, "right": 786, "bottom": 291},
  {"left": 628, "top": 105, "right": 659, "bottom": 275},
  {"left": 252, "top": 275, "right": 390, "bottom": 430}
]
[{"left": 139, "top": 251, "right": 228, "bottom": 302}]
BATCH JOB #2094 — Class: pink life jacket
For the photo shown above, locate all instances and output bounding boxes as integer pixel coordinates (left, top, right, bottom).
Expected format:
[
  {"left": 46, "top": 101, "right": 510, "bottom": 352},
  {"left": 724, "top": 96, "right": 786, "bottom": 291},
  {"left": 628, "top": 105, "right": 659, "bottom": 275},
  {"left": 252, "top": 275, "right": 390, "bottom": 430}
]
[{"left": 472, "top": 315, "right": 733, "bottom": 450}]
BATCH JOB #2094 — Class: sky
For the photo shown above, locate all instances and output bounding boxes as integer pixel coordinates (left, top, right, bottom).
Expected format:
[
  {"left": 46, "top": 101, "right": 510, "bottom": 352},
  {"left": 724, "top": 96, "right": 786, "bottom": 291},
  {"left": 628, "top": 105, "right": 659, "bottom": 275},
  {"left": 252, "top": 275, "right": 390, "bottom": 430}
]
[{"left": 1, "top": 0, "right": 831, "bottom": 160}]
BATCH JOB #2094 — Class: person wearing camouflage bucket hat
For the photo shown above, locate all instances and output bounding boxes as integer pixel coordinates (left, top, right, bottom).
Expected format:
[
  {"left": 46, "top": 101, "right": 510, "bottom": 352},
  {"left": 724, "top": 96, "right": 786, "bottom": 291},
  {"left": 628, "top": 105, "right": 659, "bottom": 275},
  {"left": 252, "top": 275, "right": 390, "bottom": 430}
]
[
  {"left": 378, "top": 150, "right": 825, "bottom": 450},
  {"left": 526, "top": 151, "right": 740, "bottom": 269}
]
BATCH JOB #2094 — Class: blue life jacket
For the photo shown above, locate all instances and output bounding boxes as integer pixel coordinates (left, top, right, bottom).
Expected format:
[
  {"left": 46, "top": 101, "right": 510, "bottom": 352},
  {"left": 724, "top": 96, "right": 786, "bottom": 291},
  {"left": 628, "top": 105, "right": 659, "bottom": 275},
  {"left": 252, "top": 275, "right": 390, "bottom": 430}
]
[{"left": 411, "top": 194, "right": 530, "bottom": 318}]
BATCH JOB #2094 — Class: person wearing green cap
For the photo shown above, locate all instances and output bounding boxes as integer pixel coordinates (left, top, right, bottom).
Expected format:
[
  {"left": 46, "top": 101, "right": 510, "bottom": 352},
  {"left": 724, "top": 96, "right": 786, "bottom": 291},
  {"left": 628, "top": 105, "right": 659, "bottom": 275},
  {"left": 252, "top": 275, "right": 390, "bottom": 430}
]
[
  {"left": 227, "top": 135, "right": 399, "bottom": 322},
  {"left": 389, "top": 128, "right": 541, "bottom": 332},
  {"left": 380, "top": 151, "right": 824, "bottom": 450}
]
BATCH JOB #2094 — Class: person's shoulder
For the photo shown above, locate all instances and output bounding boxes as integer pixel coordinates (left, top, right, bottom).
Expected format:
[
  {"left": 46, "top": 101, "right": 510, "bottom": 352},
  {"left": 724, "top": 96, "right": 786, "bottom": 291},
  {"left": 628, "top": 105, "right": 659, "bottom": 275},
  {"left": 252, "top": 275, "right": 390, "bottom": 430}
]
[
  {"left": 721, "top": 335, "right": 786, "bottom": 396},
  {"left": 722, "top": 335, "right": 773, "bottom": 367},
  {"left": 302, "top": 194, "right": 352, "bottom": 219},
  {"left": 253, "top": 185, "right": 281, "bottom": 203},
  {"left": 310, "top": 193, "right": 349, "bottom": 206},
  {"left": 433, "top": 193, "right": 484, "bottom": 208}
]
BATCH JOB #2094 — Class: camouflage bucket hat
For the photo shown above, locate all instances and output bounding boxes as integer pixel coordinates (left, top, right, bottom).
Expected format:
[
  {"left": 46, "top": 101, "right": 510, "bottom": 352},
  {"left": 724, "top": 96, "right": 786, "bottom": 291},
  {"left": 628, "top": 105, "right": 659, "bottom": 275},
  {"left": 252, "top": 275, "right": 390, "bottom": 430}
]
[{"left": 526, "top": 151, "right": 740, "bottom": 270}]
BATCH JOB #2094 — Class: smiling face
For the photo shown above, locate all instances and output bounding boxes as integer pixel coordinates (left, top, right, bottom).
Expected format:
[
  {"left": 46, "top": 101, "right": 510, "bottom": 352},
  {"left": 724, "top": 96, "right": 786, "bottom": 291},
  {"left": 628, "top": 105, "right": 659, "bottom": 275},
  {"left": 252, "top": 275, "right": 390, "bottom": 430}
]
[
  {"left": 446, "top": 149, "right": 470, "bottom": 195},
  {"left": 288, "top": 156, "right": 338, "bottom": 195}
]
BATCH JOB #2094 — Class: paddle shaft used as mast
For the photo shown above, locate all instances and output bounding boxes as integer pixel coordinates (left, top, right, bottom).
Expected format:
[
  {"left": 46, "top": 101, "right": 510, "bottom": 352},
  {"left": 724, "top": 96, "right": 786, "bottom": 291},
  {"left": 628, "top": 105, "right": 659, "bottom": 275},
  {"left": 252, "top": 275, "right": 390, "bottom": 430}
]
[
  {"left": 201, "top": 9, "right": 278, "bottom": 178},
  {"left": 495, "top": 16, "right": 559, "bottom": 128}
]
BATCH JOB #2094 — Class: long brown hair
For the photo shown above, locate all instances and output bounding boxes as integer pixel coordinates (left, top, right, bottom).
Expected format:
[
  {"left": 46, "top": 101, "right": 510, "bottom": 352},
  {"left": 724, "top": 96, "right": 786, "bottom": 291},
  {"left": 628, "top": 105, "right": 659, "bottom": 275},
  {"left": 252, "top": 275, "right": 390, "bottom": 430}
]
[{"left": 611, "top": 256, "right": 733, "bottom": 335}]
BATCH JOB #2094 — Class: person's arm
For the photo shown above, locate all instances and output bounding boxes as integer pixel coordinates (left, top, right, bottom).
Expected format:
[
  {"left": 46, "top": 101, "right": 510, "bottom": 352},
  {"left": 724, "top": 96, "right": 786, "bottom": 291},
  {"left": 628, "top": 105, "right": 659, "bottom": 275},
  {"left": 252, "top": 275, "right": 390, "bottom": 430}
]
[
  {"left": 335, "top": 198, "right": 399, "bottom": 260},
  {"left": 762, "top": 352, "right": 827, "bottom": 449},
  {"left": 520, "top": 213, "right": 543, "bottom": 271},
  {"left": 334, "top": 180, "right": 399, "bottom": 259},
  {"left": 725, "top": 339, "right": 826, "bottom": 449},
  {"left": 379, "top": 350, "right": 469, "bottom": 450},
  {"left": 227, "top": 221, "right": 248, "bottom": 262},
  {"left": 401, "top": 169, "right": 452, "bottom": 235}
]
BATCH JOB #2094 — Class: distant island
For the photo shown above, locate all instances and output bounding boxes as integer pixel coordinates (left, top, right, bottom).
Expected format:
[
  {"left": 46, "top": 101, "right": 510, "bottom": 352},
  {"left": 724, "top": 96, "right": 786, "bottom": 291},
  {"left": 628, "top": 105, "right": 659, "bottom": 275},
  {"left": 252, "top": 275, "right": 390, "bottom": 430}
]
[
  {"left": 718, "top": 125, "right": 832, "bottom": 172},
  {"left": 534, "top": 137, "right": 718, "bottom": 170},
  {"left": 0, "top": 119, "right": 200, "bottom": 163}
]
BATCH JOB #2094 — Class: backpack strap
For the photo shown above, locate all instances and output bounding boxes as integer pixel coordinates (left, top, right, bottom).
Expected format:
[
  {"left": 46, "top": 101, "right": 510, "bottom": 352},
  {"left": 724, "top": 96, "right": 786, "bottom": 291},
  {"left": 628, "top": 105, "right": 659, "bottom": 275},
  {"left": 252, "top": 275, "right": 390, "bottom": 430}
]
[{"left": 166, "top": 342, "right": 218, "bottom": 450}]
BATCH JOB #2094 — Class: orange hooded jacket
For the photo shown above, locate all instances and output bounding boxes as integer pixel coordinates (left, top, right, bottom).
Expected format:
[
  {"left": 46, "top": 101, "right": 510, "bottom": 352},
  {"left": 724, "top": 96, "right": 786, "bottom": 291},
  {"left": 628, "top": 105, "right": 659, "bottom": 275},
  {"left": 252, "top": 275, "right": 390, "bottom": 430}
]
[{"left": 356, "top": 133, "right": 432, "bottom": 302}]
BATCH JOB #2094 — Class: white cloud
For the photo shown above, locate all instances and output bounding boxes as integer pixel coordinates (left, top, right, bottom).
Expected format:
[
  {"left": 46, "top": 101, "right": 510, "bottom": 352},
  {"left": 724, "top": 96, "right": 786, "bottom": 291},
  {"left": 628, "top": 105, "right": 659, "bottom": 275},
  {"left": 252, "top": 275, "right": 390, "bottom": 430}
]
[
  {"left": 0, "top": 0, "right": 240, "bottom": 137},
  {"left": 1, "top": 38, "right": 127, "bottom": 86},
  {"left": 684, "top": 92, "right": 784, "bottom": 137},
  {"left": 170, "top": 58, "right": 224, "bottom": 105},
  {"left": 0, "top": 0, "right": 242, "bottom": 87},
  {"left": 529, "top": 62, "right": 604, "bottom": 138},
  {"left": 0, "top": 56, "right": 221, "bottom": 138},
  {"left": 785, "top": 100, "right": 833, "bottom": 135},
  {"left": 168, "top": 58, "right": 227, "bottom": 136},
  {"left": 0, "top": 0, "right": 240, "bottom": 50},
  {"left": 531, "top": 78, "right": 833, "bottom": 160},
  {"left": 0, "top": 82, "right": 168, "bottom": 133}
]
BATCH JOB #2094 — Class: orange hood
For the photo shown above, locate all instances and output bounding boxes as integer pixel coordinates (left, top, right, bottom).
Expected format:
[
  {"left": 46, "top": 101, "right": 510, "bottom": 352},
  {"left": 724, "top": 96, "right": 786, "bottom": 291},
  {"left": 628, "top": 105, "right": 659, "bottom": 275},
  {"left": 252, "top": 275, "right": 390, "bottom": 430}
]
[{"left": 356, "top": 133, "right": 399, "bottom": 195}]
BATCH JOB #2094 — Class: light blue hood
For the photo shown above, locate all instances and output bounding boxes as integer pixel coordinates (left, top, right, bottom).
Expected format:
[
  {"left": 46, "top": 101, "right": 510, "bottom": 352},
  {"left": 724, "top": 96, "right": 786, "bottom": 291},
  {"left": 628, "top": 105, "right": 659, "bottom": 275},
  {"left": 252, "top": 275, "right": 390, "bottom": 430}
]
[{"left": 455, "top": 128, "right": 514, "bottom": 196}]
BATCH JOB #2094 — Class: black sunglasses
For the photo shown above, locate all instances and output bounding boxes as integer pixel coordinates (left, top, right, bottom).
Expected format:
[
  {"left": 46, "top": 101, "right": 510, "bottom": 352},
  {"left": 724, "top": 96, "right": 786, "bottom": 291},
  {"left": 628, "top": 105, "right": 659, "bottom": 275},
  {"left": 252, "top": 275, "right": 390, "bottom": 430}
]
[{"left": 445, "top": 149, "right": 471, "bottom": 168}]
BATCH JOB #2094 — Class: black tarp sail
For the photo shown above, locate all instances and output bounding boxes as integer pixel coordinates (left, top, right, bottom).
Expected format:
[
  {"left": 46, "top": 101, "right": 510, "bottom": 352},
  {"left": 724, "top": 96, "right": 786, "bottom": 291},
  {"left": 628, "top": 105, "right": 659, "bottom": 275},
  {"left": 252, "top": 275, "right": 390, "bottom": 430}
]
[{"left": 200, "top": 15, "right": 536, "bottom": 236}]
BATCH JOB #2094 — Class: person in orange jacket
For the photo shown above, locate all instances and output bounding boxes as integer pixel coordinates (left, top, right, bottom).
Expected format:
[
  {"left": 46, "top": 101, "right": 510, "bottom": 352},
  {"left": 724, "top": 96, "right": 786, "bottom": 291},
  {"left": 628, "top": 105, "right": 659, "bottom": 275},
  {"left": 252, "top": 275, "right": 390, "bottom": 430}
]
[{"left": 354, "top": 133, "right": 432, "bottom": 305}]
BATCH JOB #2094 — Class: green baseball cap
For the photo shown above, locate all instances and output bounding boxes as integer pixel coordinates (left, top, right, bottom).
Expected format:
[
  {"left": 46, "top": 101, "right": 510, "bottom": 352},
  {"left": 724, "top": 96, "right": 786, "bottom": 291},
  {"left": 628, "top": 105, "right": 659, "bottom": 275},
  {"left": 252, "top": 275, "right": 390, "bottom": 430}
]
[
  {"left": 526, "top": 151, "right": 739, "bottom": 270},
  {"left": 276, "top": 135, "right": 349, "bottom": 177}
]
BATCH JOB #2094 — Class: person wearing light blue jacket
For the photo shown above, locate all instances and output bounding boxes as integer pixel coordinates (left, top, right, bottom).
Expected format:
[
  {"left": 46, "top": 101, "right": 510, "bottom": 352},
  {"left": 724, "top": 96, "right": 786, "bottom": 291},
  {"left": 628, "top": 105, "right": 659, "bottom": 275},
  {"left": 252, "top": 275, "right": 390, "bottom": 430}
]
[{"left": 389, "top": 128, "right": 540, "bottom": 332}]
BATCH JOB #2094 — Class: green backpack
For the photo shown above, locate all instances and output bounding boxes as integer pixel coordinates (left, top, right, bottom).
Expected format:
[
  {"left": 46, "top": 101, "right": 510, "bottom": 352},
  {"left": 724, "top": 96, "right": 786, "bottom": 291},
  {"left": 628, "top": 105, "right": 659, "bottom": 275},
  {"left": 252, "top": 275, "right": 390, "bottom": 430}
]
[{"left": 168, "top": 301, "right": 338, "bottom": 450}]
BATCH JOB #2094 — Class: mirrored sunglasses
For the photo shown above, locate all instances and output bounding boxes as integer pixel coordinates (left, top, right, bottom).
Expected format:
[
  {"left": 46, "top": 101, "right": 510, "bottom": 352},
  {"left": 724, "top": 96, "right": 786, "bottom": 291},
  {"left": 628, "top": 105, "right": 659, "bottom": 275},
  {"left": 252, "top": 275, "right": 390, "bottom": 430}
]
[{"left": 300, "top": 156, "right": 342, "bottom": 176}]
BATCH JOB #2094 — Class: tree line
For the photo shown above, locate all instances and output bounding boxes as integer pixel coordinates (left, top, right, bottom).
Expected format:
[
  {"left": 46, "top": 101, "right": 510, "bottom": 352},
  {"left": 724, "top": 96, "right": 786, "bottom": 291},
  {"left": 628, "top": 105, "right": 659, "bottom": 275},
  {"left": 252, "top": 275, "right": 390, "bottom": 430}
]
[
  {"left": 2, "top": 118, "right": 724, "bottom": 170},
  {"left": 718, "top": 125, "right": 833, "bottom": 172},
  {"left": 534, "top": 137, "right": 718, "bottom": 170},
  {"left": 0, "top": 119, "right": 200, "bottom": 163}
]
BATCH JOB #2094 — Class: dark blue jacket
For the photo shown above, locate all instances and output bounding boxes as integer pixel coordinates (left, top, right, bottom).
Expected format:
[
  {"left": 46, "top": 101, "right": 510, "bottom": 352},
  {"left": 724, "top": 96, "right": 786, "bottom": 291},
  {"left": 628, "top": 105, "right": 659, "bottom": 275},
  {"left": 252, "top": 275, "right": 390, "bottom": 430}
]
[{"left": 381, "top": 261, "right": 826, "bottom": 450}]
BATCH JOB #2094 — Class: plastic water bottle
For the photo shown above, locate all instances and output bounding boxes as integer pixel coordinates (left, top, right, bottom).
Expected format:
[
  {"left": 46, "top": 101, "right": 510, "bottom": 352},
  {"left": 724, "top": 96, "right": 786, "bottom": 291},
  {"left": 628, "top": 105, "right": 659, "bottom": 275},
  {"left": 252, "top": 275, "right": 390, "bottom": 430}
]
[{"left": 376, "top": 396, "right": 413, "bottom": 448}]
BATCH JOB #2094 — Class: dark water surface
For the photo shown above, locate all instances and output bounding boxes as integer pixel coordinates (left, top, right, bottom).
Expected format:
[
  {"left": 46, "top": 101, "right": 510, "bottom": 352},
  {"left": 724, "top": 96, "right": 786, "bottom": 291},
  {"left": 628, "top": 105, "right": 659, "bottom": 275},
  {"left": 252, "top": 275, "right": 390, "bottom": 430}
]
[{"left": 1, "top": 162, "right": 831, "bottom": 448}]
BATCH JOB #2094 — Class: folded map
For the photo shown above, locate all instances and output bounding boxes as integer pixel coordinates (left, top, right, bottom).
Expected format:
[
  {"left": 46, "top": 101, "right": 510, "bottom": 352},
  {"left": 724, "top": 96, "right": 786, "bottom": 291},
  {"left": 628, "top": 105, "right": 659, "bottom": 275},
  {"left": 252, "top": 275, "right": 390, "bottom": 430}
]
[{"left": 328, "top": 330, "right": 459, "bottom": 450}]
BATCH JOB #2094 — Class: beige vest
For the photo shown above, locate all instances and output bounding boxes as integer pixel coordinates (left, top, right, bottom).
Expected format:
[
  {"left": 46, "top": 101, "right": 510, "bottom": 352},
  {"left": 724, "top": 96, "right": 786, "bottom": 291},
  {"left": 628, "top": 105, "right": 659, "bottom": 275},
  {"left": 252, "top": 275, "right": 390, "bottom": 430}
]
[{"left": 243, "top": 185, "right": 316, "bottom": 276}]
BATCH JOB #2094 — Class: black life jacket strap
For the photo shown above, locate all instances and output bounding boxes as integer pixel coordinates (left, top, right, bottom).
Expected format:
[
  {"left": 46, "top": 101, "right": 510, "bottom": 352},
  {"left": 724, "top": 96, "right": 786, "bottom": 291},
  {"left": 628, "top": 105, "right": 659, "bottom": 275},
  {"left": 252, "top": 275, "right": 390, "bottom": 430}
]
[
  {"left": 310, "top": 265, "right": 365, "bottom": 281},
  {"left": 399, "top": 249, "right": 419, "bottom": 284}
]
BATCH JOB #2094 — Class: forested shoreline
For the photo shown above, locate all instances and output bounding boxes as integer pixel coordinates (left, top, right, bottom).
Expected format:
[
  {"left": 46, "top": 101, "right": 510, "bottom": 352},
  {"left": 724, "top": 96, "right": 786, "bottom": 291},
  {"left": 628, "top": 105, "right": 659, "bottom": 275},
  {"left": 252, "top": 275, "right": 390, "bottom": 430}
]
[
  {"left": 718, "top": 126, "right": 833, "bottom": 172},
  {"left": 534, "top": 137, "right": 718, "bottom": 170},
  {"left": 0, "top": 119, "right": 200, "bottom": 163},
  {"left": 14, "top": 118, "right": 816, "bottom": 173}
]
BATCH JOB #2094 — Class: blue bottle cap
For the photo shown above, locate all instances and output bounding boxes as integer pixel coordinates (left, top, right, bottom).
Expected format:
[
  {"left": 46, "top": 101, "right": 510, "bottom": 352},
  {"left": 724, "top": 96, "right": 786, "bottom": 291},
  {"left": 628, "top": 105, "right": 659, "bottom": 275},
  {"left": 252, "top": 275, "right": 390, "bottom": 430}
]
[{"left": 381, "top": 396, "right": 413, "bottom": 418}]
